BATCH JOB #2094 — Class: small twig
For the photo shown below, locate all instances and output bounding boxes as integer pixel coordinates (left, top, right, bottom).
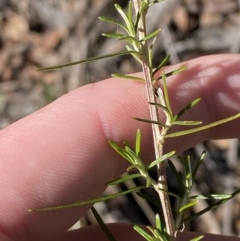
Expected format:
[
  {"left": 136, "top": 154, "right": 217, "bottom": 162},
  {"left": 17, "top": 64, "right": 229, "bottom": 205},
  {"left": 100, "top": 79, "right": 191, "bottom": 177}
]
[{"left": 132, "top": 0, "right": 175, "bottom": 239}]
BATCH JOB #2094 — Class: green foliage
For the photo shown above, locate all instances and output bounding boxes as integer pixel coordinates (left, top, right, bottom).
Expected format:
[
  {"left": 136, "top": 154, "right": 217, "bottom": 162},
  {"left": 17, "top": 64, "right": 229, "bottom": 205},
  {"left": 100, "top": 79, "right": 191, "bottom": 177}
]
[{"left": 30, "top": 1, "right": 240, "bottom": 241}]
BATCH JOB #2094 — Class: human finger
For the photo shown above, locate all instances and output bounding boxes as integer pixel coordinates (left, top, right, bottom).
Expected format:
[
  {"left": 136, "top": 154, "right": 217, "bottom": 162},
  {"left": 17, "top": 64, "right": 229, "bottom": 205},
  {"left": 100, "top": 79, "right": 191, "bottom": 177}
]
[{"left": 1, "top": 54, "right": 240, "bottom": 241}]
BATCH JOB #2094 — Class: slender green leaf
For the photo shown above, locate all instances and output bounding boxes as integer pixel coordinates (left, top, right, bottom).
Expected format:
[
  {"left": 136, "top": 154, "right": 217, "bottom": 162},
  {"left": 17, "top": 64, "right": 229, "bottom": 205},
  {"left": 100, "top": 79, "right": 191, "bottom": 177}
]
[
  {"left": 133, "top": 225, "right": 154, "bottom": 241},
  {"left": 122, "top": 140, "right": 133, "bottom": 149},
  {"left": 135, "top": 129, "right": 141, "bottom": 158},
  {"left": 91, "top": 206, "right": 117, "bottom": 241},
  {"left": 114, "top": 4, "right": 135, "bottom": 36},
  {"left": 192, "top": 151, "right": 205, "bottom": 179},
  {"left": 29, "top": 186, "right": 145, "bottom": 212},
  {"left": 148, "top": 151, "right": 176, "bottom": 169},
  {"left": 148, "top": 102, "right": 171, "bottom": 116},
  {"left": 119, "top": 35, "right": 138, "bottom": 44},
  {"left": 106, "top": 173, "right": 142, "bottom": 186},
  {"left": 127, "top": 164, "right": 145, "bottom": 173},
  {"left": 183, "top": 189, "right": 240, "bottom": 223},
  {"left": 155, "top": 213, "right": 162, "bottom": 231},
  {"left": 108, "top": 141, "right": 135, "bottom": 164},
  {"left": 177, "top": 156, "right": 186, "bottom": 168},
  {"left": 190, "top": 235, "right": 204, "bottom": 241},
  {"left": 156, "top": 65, "right": 188, "bottom": 81},
  {"left": 136, "top": 192, "right": 161, "bottom": 205},
  {"left": 179, "top": 200, "right": 198, "bottom": 212},
  {"left": 125, "top": 45, "right": 142, "bottom": 62},
  {"left": 166, "top": 113, "right": 240, "bottom": 138},
  {"left": 172, "top": 98, "right": 201, "bottom": 122},
  {"left": 152, "top": 55, "right": 170, "bottom": 77},
  {"left": 102, "top": 33, "right": 126, "bottom": 39},
  {"left": 112, "top": 73, "right": 144, "bottom": 81},
  {"left": 162, "top": 71, "right": 172, "bottom": 115},
  {"left": 127, "top": 1, "right": 133, "bottom": 26},
  {"left": 38, "top": 51, "right": 138, "bottom": 71},
  {"left": 124, "top": 145, "right": 142, "bottom": 165},
  {"left": 172, "top": 120, "right": 202, "bottom": 126},
  {"left": 140, "top": 29, "right": 161, "bottom": 42},
  {"left": 189, "top": 194, "right": 232, "bottom": 200},
  {"left": 147, "top": 226, "right": 161, "bottom": 240},
  {"left": 99, "top": 16, "right": 127, "bottom": 32},
  {"left": 168, "top": 160, "right": 185, "bottom": 195},
  {"left": 150, "top": 36, "right": 157, "bottom": 50},
  {"left": 147, "top": 225, "right": 168, "bottom": 241},
  {"left": 148, "top": 36, "right": 157, "bottom": 68},
  {"left": 170, "top": 65, "right": 188, "bottom": 75},
  {"left": 155, "top": 187, "right": 181, "bottom": 200},
  {"left": 133, "top": 117, "right": 168, "bottom": 128},
  {"left": 134, "top": 11, "right": 141, "bottom": 32},
  {"left": 185, "top": 155, "right": 193, "bottom": 189}
]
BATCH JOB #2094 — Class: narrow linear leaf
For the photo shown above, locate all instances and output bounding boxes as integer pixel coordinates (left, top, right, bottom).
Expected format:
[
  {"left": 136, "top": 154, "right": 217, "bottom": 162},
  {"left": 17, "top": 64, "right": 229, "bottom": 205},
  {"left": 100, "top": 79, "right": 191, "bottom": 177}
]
[
  {"left": 172, "top": 120, "right": 202, "bottom": 126},
  {"left": 162, "top": 71, "right": 172, "bottom": 115},
  {"left": 38, "top": 51, "right": 138, "bottom": 71},
  {"left": 172, "top": 98, "right": 201, "bottom": 122},
  {"left": 133, "top": 225, "right": 154, "bottom": 241},
  {"left": 147, "top": 226, "right": 162, "bottom": 240},
  {"left": 135, "top": 129, "right": 141, "bottom": 157},
  {"left": 119, "top": 35, "right": 138, "bottom": 44},
  {"left": 134, "top": 11, "right": 141, "bottom": 32},
  {"left": 112, "top": 73, "right": 144, "bottom": 81},
  {"left": 147, "top": 226, "right": 168, "bottom": 241},
  {"left": 108, "top": 140, "right": 135, "bottom": 164},
  {"left": 150, "top": 36, "right": 157, "bottom": 50},
  {"left": 127, "top": 164, "right": 145, "bottom": 173},
  {"left": 192, "top": 151, "right": 205, "bottom": 179},
  {"left": 168, "top": 160, "right": 185, "bottom": 195},
  {"left": 148, "top": 102, "right": 171, "bottom": 116},
  {"left": 171, "top": 65, "right": 188, "bottom": 75},
  {"left": 122, "top": 140, "right": 133, "bottom": 149},
  {"left": 178, "top": 155, "right": 189, "bottom": 173},
  {"left": 155, "top": 187, "right": 181, "bottom": 200},
  {"left": 154, "top": 215, "right": 170, "bottom": 240},
  {"left": 136, "top": 192, "right": 161, "bottom": 206},
  {"left": 155, "top": 213, "right": 162, "bottom": 231},
  {"left": 29, "top": 186, "right": 145, "bottom": 212},
  {"left": 148, "top": 37, "right": 157, "bottom": 68},
  {"left": 189, "top": 194, "right": 232, "bottom": 200},
  {"left": 156, "top": 65, "right": 187, "bottom": 81},
  {"left": 179, "top": 200, "right": 198, "bottom": 212},
  {"left": 102, "top": 33, "right": 126, "bottom": 39},
  {"left": 124, "top": 145, "right": 142, "bottom": 164},
  {"left": 190, "top": 235, "right": 204, "bottom": 241},
  {"left": 126, "top": 45, "right": 142, "bottom": 62},
  {"left": 127, "top": 0, "right": 132, "bottom": 23},
  {"left": 152, "top": 55, "right": 170, "bottom": 77},
  {"left": 114, "top": 4, "right": 135, "bottom": 36},
  {"left": 99, "top": 16, "right": 127, "bottom": 32},
  {"left": 166, "top": 113, "right": 240, "bottom": 138},
  {"left": 106, "top": 173, "right": 142, "bottom": 186},
  {"left": 183, "top": 189, "right": 240, "bottom": 223},
  {"left": 133, "top": 117, "right": 167, "bottom": 128},
  {"left": 91, "top": 206, "right": 117, "bottom": 241},
  {"left": 148, "top": 151, "right": 176, "bottom": 169},
  {"left": 185, "top": 155, "right": 193, "bottom": 188},
  {"left": 140, "top": 28, "right": 161, "bottom": 42}
]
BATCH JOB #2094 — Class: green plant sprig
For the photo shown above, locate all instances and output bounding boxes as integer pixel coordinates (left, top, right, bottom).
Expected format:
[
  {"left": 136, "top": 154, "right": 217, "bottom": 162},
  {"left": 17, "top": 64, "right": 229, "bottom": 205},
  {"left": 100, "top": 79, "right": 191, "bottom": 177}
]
[{"left": 30, "top": 1, "right": 240, "bottom": 241}]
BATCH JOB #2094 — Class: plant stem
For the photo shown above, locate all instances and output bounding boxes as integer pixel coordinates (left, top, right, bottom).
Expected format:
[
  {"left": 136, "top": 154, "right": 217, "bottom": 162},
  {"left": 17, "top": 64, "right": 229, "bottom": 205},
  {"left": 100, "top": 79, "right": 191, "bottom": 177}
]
[{"left": 132, "top": 0, "right": 175, "bottom": 239}]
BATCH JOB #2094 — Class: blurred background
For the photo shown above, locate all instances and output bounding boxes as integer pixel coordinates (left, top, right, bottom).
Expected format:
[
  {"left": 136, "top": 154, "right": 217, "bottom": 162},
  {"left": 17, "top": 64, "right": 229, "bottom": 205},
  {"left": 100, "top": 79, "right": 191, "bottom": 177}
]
[{"left": 1, "top": 0, "right": 240, "bottom": 237}]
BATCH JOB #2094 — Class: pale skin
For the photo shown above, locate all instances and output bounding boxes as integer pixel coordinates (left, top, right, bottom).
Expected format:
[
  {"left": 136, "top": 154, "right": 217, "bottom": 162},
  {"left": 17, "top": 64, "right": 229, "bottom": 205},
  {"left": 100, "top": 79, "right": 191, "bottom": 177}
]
[{"left": 0, "top": 55, "right": 240, "bottom": 241}]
